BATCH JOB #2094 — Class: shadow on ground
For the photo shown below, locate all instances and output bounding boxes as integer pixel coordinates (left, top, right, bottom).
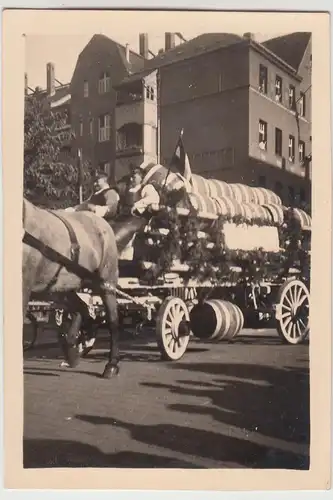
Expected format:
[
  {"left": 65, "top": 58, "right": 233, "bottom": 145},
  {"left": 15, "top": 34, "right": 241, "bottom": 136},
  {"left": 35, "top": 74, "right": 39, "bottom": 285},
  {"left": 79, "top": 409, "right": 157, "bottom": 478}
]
[
  {"left": 149, "top": 361, "right": 310, "bottom": 446},
  {"left": 73, "top": 414, "right": 309, "bottom": 470},
  {"left": 23, "top": 438, "right": 203, "bottom": 468}
]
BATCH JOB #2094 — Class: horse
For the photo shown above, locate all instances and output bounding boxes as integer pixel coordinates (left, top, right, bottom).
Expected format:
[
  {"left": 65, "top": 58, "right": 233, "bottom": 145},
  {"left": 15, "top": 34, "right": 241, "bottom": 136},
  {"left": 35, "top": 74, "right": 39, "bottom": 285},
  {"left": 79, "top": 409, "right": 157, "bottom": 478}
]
[{"left": 22, "top": 197, "right": 148, "bottom": 378}]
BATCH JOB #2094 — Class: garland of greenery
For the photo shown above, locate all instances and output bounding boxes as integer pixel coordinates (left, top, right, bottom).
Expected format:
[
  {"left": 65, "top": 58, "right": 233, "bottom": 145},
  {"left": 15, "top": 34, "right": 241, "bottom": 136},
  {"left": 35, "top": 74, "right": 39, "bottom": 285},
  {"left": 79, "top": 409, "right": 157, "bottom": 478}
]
[{"left": 138, "top": 187, "right": 310, "bottom": 286}]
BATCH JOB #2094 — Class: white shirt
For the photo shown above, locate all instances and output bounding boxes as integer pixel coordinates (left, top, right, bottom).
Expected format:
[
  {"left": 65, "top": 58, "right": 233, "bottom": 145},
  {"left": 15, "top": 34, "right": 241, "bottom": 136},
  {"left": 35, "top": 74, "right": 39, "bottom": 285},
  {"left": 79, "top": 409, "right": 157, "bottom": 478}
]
[{"left": 131, "top": 183, "right": 160, "bottom": 214}]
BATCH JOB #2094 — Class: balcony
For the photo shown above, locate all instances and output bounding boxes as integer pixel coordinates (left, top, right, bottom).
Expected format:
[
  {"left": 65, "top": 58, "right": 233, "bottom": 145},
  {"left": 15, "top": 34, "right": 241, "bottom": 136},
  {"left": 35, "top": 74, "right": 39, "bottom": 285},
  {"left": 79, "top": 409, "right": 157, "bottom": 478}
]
[
  {"left": 116, "top": 123, "right": 143, "bottom": 158},
  {"left": 116, "top": 145, "right": 144, "bottom": 158}
]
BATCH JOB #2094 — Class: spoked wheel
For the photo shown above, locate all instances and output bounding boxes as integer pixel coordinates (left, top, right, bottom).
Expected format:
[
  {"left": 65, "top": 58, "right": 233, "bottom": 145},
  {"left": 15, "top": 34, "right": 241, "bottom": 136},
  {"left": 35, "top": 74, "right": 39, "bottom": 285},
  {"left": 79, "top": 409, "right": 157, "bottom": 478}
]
[
  {"left": 276, "top": 278, "right": 310, "bottom": 345},
  {"left": 23, "top": 313, "right": 39, "bottom": 351},
  {"left": 156, "top": 296, "right": 191, "bottom": 361}
]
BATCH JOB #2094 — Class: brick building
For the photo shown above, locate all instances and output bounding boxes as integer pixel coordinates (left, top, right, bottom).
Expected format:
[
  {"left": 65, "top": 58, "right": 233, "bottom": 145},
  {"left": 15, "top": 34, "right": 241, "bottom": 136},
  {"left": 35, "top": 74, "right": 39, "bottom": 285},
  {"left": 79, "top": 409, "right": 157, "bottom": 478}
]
[
  {"left": 141, "top": 32, "right": 312, "bottom": 208},
  {"left": 70, "top": 34, "right": 145, "bottom": 175},
  {"left": 67, "top": 31, "right": 311, "bottom": 208}
]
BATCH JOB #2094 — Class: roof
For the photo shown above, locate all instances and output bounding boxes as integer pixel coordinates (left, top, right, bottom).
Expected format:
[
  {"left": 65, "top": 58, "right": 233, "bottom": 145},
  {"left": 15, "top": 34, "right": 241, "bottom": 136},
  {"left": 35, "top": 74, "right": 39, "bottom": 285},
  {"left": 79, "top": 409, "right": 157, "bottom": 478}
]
[
  {"left": 85, "top": 34, "right": 145, "bottom": 74},
  {"left": 262, "top": 32, "right": 311, "bottom": 70},
  {"left": 114, "top": 68, "right": 157, "bottom": 88},
  {"left": 27, "top": 83, "right": 71, "bottom": 107},
  {"left": 143, "top": 33, "right": 244, "bottom": 69}
]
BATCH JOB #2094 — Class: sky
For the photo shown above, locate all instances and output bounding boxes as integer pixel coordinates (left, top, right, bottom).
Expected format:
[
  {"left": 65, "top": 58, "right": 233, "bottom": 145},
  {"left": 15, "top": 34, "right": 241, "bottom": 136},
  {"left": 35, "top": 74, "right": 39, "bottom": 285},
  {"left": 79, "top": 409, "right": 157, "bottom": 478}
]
[{"left": 25, "top": 31, "right": 283, "bottom": 90}]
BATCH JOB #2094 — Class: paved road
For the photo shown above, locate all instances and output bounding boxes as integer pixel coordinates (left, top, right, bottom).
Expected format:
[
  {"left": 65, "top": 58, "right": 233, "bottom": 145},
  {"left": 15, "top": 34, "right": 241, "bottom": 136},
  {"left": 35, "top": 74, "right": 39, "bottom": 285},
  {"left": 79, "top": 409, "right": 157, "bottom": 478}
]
[{"left": 23, "top": 328, "right": 310, "bottom": 469}]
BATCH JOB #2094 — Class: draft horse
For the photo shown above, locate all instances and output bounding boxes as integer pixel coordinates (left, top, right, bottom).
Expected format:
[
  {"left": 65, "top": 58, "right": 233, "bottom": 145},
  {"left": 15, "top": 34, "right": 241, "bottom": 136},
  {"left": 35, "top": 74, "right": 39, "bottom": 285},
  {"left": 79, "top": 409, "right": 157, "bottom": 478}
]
[{"left": 22, "top": 197, "right": 147, "bottom": 378}]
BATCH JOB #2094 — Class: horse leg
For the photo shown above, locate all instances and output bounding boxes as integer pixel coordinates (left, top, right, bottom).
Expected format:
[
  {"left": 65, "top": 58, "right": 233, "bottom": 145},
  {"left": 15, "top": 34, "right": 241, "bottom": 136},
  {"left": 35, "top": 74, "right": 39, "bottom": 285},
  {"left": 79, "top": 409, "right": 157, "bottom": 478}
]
[
  {"left": 100, "top": 290, "right": 120, "bottom": 379},
  {"left": 58, "top": 292, "right": 88, "bottom": 368}
]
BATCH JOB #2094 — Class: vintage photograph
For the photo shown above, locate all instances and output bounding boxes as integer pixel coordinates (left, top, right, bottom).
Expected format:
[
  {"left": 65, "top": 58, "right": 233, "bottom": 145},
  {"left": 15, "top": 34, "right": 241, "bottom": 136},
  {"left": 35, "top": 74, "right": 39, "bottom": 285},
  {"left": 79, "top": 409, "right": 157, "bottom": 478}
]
[{"left": 21, "top": 26, "right": 313, "bottom": 470}]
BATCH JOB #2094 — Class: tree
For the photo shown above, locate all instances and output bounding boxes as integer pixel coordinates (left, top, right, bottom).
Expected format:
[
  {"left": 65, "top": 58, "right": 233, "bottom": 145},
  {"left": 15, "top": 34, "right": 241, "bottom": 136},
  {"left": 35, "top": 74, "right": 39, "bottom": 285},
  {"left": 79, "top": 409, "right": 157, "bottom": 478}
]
[{"left": 24, "top": 93, "right": 93, "bottom": 209}]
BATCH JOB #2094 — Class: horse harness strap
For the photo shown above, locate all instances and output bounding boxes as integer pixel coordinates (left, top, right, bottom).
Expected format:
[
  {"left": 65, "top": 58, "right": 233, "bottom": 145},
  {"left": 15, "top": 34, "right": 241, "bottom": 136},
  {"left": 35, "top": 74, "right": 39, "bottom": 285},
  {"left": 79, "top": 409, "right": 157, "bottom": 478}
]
[{"left": 47, "top": 211, "right": 81, "bottom": 264}]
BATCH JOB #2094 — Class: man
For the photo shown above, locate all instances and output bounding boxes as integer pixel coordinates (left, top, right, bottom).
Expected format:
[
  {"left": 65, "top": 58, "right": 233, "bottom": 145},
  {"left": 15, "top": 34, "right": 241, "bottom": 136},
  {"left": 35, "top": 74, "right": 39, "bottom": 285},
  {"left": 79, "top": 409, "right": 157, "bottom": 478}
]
[
  {"left": 74, "top": 172, "right": 120, "bottom": 219},
  {"left": 125, "top": 167, "right": 160, "bottom": 215}
]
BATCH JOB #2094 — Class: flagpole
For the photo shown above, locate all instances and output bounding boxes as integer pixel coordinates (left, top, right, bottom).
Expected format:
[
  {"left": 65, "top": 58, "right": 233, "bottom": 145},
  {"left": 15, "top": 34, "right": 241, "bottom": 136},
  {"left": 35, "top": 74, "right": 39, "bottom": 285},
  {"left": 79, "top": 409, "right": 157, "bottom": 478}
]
[
  {"left": 78, "top": 147, "right": 83, "bottom": 203},
  {"left": 162, "top": 128, "right": 184, "bottom": 193}
]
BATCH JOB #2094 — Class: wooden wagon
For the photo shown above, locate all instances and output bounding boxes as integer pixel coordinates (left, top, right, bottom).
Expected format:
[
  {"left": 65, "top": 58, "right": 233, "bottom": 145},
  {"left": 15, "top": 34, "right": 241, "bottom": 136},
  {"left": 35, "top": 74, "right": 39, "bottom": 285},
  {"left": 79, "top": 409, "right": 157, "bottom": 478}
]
[{"left": 25, "top": 166, "right": 311, "bottom": 360}]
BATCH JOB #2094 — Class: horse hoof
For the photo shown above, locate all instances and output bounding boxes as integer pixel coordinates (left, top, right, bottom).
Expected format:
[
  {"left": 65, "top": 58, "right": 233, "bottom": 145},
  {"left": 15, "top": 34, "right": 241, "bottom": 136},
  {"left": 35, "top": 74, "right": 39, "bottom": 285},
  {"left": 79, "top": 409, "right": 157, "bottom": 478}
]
[
  {"left": 102, "top": 364, "right": 119, "bottom": 379},
  {"left": 67, "top": 346, "right": 80, "bottom": 368}
]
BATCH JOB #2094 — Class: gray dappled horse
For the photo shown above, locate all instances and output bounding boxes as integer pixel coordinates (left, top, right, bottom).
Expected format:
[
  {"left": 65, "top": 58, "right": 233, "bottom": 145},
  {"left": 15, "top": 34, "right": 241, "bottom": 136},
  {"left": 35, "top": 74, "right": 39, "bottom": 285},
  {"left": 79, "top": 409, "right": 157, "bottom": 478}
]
[{"left": 22, "top": 195, "right": 147, "bottom": 379}]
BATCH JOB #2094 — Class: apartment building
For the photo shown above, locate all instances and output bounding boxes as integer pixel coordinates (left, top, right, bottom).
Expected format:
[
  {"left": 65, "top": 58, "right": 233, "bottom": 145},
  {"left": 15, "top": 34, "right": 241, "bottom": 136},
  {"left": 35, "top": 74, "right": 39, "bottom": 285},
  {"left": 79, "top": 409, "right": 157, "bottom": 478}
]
[{"left": 69, "top": 34, "right": 145, "bottom": 176}]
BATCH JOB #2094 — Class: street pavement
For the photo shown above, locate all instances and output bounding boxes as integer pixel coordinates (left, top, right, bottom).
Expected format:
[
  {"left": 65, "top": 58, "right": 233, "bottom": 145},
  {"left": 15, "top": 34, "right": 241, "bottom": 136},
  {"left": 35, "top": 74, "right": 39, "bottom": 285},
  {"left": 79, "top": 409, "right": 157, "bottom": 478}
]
[{"left": 23, "top": 327, "right": 310, "bottom": 469}]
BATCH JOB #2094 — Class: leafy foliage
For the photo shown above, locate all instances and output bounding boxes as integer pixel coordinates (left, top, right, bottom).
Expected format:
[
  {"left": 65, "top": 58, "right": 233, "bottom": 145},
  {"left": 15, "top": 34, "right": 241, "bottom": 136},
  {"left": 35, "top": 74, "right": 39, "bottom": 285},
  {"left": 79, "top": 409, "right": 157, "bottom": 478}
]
[{"left": 24, "top": 93, "right": 93, "bottom": 209}]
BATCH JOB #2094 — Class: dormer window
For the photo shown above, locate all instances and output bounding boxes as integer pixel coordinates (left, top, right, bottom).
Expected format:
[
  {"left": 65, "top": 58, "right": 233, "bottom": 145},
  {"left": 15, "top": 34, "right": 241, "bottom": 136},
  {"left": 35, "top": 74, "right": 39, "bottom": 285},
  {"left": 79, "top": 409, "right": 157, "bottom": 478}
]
[{"left": 98, "top": 72, "right": 111, "bottom": 94}]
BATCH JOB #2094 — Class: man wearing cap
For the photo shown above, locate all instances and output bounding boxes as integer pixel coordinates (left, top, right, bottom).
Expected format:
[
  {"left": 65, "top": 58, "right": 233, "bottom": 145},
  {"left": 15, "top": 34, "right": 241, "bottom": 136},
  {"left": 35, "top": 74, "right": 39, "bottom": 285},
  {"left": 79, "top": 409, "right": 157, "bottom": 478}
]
[{"left": 73, "top": 172, "right": 120, "bottom": 219}]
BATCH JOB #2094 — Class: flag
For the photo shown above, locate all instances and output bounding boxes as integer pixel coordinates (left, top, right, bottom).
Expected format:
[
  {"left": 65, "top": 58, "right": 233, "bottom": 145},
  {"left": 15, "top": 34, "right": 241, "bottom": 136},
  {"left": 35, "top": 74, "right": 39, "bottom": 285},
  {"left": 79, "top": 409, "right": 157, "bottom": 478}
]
[{"left": 170, "top": 129, "right": 192, "bottom": 182}]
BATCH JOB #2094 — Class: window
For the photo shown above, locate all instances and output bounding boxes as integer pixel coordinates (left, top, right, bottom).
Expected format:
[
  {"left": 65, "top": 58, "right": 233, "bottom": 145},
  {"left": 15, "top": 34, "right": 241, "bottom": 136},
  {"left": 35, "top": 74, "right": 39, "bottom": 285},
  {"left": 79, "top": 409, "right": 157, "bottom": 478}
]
[
  {"left": 275, "top": 75, "right": 282, "bottom": 103},
  {"left": 298, "top": 92, "right": 306, "bottom": 117},
  {"left": 259, "top": 120, "right": 267, "bottom": 150},
  {"left": 288, "top": 186, "right": 295, "bottom": 205},
  {"left": 299, "top": 140, "right": 305, "bottom": 163},
  {"left": 258, "top": 175, "right": 266, "bottom": 187},
  {"left": 145, "top": 85, "right": 155, "bottom": 101},
  {"left": 79, "top": 119, "right": 83, "bottom": 137},
  {"left": 99, "top": 162, "right": 110, "bottom": 174},
  {"left": 275, "top": 128, "right": 283, "bottom": 156},
  {"left": 275, "top": 181, "right": 283, "bottom": 197},
  {"left": 98, "top": 72, "right": 111, "bottom": 94},
  {"left": 288, "top": 135, "right": 295, "bottom": 162},
  {"left": 89, "top": 118, "right": 93, "bottom": 136},
  {"left": 83, "top": 80, "right": 89, "bottom": 98},
  {"left": 98, "top": 114, "right": 111, "bottom": 142},
  {"left": 259, "top": 65, "right": 267, "bottom": 94},
  {"left": 289, "top": 85, "right": 296, "bottom": 109}
]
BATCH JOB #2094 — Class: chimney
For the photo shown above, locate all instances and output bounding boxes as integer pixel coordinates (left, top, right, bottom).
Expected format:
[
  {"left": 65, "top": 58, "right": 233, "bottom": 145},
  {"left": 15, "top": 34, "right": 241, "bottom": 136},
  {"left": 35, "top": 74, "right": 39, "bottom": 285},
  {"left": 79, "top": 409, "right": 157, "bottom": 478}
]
[
  {"left": 125, "top": 43, "right": 130, "bottom": 63},
  {"left": 139, "top": 33, "right": 149, "bottom": 59},
  {"left": 165, "top": 32, "right": 176, "bottom": 51},
  {"left": 24, "top": 72, "right": 28, "bottom": 95},
  {"left": 243, "top": 32, "right": 255, "bottom": 41},
  {"left": 46, "top": 62, "right": 55, "bottom": 96}
]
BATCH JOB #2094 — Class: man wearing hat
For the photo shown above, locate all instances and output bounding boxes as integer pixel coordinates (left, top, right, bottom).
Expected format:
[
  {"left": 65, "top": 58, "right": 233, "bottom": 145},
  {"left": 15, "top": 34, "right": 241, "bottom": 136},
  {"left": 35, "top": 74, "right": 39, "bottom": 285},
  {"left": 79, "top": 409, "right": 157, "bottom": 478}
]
[{"left": 73, "top": 171, "right": 120, "bottom": 219}]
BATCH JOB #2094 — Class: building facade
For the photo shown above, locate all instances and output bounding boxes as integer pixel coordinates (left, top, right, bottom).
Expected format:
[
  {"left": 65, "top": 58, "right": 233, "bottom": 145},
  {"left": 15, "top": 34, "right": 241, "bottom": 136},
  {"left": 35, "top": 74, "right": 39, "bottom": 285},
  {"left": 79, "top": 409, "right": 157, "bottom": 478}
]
[
  {"left": 150, "top": 32, "right": 312, "bottom": 208},
  {"left": 69, "top": 34, "right": 145, "bottom": 176}
]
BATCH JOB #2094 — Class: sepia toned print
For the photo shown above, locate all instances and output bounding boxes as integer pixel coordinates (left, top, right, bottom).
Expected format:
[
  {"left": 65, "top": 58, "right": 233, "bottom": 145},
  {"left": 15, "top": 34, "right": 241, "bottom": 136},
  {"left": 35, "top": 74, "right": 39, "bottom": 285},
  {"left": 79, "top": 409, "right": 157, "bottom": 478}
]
[{"left": 3, "top": 9, "right": 331, "bottom": 491}]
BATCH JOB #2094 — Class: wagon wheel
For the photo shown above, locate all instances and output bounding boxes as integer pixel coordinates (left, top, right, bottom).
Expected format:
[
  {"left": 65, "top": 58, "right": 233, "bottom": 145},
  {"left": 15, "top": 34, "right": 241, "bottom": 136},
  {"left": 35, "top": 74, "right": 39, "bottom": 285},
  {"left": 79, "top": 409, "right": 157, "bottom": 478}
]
[
  {"left": 156, "top": 297, "right": 191, "bottom": 361},
  {"left": 23, "top": 312, "right": 39, "bottom": 351},
  {"left": 276, "top": 278, "right": 310, "bottom": 345}
]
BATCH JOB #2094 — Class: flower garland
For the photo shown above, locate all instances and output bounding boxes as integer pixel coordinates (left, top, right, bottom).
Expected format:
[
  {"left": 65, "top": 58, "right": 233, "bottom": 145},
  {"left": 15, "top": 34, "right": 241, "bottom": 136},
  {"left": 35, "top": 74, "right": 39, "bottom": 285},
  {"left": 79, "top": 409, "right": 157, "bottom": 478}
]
[{"left": 138, "top": 188, "right": 310, "bottom": 285}]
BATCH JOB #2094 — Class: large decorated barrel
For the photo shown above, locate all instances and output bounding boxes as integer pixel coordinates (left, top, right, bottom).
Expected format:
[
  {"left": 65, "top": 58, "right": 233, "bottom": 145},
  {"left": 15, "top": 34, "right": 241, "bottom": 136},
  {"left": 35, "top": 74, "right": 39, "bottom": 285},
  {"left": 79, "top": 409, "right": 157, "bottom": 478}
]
[
  {"left": 207, "top": 179, "right": 234, "bottom": 198},
  {"left": 292, "top": 208, "right": 312, "bottom": 231},
  {"left": 251, "top": 187, "right": 282, "bottom": 206},
  {"left": 190, "top": 300, "right": 244, "bottom": 341},
  {"left": 190, "top": 174, "right": 211, "bottom": 197},
  {"left": 262, "top": 204, "right": 285, "bottom": 226}
]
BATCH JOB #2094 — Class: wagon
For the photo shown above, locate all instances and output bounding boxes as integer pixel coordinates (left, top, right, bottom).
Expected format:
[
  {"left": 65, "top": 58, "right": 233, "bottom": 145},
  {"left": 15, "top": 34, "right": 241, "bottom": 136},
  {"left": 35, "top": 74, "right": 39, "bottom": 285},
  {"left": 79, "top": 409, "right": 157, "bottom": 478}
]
[{"left": 25, "top": 170, "right": 311, "bottom": 360}]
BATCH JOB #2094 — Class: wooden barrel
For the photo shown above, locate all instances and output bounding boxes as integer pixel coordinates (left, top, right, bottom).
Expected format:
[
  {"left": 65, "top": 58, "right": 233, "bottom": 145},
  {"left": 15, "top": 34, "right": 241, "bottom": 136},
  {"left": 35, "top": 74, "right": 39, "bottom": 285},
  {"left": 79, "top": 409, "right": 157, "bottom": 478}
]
[
  {"left": 262, "top": 204, "right": 285, "bottom": 226},
  {"left": 190, "top": 300, "right": 244, "bottom": 341},
  {"left": 292, "top": 208, "right": 312, "bottom": 230},
  {"left": 190, "top": 174, "right": 211, "bottom": 197},
  {"left": 252, "top": 187, "right": 282, "bottom": 205},
  {"left": 207, "top": 179, "right": 234, "bottom": 198},
  {"left": 141, "top": 163, "right": 186, "bottom": 192}
]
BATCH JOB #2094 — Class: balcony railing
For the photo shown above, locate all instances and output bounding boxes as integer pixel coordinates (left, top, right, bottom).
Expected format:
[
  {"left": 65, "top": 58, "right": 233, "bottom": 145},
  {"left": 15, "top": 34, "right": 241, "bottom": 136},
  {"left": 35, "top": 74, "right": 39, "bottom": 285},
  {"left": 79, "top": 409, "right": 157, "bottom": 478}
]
[{"left": 116, "top": 144, "right": 144, "bottom": 157}]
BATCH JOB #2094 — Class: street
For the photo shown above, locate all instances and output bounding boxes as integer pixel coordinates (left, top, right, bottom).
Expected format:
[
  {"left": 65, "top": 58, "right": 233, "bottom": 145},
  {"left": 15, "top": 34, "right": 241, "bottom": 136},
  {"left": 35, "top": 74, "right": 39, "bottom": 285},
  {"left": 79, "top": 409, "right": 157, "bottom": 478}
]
[{"left": 23, "top": 328, "right": 310, "bottom": 469}]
